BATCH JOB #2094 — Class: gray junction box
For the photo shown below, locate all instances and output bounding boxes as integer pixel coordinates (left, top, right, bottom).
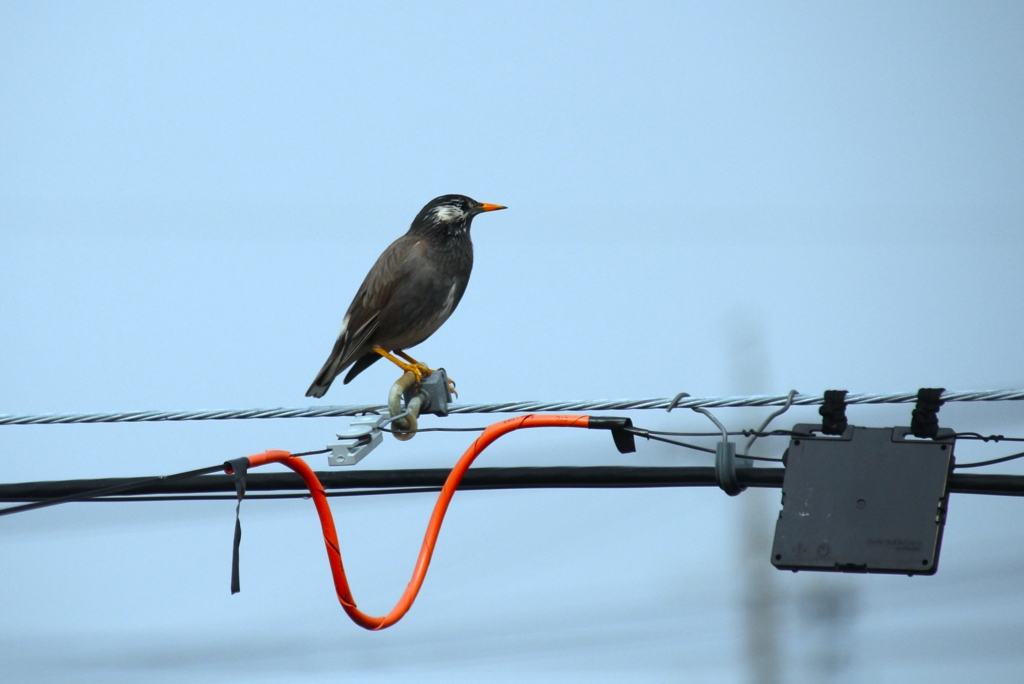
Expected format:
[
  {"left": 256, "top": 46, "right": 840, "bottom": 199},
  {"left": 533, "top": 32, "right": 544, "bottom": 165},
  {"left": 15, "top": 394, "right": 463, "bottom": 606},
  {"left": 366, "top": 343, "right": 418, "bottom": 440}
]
[{"left": 771, "top": 424, "right": 954, "bottom": 575}]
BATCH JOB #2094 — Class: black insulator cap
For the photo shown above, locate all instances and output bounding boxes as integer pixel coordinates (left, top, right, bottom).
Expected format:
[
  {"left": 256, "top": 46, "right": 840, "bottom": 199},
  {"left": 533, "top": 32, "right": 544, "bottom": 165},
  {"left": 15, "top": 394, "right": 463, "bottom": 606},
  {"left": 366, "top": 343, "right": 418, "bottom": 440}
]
[
  {"left": 819, "top": 390, "right": 849, "bottom": 435},
  {"left": 588, "top": 416, "right": 637, "bottom": 454},
  {"left": 911, "top": 388, "right": 945, "bottom": 439}
]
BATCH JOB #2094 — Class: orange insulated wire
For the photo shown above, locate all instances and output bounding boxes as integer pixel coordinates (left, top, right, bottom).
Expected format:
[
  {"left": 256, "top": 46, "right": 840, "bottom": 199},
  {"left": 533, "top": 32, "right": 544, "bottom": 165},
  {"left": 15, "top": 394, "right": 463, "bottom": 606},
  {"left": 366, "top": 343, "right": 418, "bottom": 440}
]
[{"left": 231, "top": 413, "right": 590, "bottom": 630}]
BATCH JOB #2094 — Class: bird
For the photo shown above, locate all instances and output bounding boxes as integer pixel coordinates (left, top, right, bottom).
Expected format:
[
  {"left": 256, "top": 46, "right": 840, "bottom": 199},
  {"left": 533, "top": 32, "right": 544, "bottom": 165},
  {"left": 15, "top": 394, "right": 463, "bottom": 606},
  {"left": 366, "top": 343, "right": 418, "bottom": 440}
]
[{"left": 305, "top": 194, "right": 506, "bottom": 399}]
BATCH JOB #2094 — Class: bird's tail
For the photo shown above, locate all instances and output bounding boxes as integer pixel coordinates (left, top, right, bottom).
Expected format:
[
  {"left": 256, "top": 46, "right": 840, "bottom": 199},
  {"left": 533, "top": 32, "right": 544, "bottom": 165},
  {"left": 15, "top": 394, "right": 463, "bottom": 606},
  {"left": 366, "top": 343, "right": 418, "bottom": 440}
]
[
  {"left": 305, "top": 366, "right": 336, "bottom": 398},
  {"left": 306, "top": 335, "right": 350, "bottom": 398}
]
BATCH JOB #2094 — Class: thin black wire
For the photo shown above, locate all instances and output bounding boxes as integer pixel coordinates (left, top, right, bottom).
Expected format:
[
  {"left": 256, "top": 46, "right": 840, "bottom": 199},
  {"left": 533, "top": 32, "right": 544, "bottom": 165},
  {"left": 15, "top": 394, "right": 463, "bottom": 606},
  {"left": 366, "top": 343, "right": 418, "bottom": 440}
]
[
  {"left": 953, "top": 433, "right": 1024, "bottom": 443},
  {"left": 290, "top": 448, "right": 332, "bottom": 457},
  {"left": 641, "top": 428, "right": 811, "bottom": 439},
  {"left": 83, "top": 487, "right": 444, "bottom": 502},
  {"left": 625, "top": 428, "right": 784, "bottom": 462},
  {"left": 633, "top": 430, "right": 741, "bottom": 437},
  {"left": 954, "top": 450, "right": 1024, "bottom": 469},
  {"left": 385, "top": 427, "right": 805, "bottom": 438},
  {"left": 626, "top": 429, "right": 715, "bottom": 454},
  {"left": 373, "top": 423, "right": 1024, "bottom": 446},
  {"left": 379, "top": 425, "right": 487, "bottom": 434}
]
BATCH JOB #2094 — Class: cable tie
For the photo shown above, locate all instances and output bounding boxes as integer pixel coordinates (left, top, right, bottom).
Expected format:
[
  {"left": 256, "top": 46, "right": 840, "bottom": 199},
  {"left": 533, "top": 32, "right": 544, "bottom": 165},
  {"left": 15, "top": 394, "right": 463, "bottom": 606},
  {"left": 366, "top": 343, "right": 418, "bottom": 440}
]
[
  {"left": 911, "top": 388, "right": 946, "bottom": 439},
  {"left": 819, "top": 390, "right": 849, "bottom": 435}
]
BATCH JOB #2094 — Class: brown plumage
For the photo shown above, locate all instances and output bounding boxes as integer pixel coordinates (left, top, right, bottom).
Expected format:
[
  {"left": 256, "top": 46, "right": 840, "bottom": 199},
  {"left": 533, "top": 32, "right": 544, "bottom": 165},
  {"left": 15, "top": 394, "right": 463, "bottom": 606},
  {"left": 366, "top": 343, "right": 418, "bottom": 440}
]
[{"left": 306, "top": 195, "right": 505, "bottom": 398}]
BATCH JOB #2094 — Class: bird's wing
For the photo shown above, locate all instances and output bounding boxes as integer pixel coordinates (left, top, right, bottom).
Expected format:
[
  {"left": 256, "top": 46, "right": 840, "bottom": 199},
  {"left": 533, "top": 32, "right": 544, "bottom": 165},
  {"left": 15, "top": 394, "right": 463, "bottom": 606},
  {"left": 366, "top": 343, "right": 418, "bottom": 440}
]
[{"left": 305, "top": 235, "right": 423, "bottom": 398}]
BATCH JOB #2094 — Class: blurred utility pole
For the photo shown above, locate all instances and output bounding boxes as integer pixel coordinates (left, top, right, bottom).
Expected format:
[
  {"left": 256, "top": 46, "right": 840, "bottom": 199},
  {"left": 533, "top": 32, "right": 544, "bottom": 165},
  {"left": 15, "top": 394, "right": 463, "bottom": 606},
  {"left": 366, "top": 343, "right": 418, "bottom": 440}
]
[
  {"left": 799, "top": 583, "right": 858, "bottom": 684},
  {"left": 726, "top": 319, "right": 783, "bottom": 684}
]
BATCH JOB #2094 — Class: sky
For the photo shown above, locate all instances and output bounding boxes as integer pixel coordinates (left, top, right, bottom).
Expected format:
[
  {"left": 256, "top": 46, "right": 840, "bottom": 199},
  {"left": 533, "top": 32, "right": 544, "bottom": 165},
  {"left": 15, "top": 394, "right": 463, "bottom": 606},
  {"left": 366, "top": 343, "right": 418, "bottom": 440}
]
[{"left": 1, "top": 2, "right": 1023, "bottom": 682}]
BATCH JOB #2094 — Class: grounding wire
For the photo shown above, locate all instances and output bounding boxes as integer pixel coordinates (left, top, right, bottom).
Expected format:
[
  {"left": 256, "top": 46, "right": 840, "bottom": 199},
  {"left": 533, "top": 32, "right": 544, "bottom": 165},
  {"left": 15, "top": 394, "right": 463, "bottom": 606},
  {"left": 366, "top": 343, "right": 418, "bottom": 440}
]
[
  {"left": 623, "top": 427, "right": 784, "bottom": 462},
  {"left": 953, "top": 450, "right": 1024, "bottom": 470},
  {"left": 3, "top": 389, "right": 1024, "bottom": 425},
  {"left": 625, "top": 428, "right": 715, "bottom": 454},
  {"left": 953, "top": 433, "right": 1024, "bottom": 443}
]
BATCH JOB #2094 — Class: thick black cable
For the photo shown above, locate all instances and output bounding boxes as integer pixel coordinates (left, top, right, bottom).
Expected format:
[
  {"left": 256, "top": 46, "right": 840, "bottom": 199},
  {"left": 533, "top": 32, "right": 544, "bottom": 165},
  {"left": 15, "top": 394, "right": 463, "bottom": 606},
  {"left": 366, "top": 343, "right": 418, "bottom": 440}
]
[
  {"left": 3, "top": 469, "right": 1024, "bottom": 508},
  {"left": 0, "top": 467, "right": 784, "bottom": 508},
  {"left": 0, "top": 463, "right": 224, "bottom": 518}
]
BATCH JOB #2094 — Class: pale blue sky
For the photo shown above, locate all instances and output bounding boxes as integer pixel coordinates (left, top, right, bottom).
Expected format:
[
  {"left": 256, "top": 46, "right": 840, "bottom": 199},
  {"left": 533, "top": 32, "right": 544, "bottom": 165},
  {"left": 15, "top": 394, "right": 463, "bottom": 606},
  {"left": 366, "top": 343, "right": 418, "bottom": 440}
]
[{"left": 2, "top": 2, "right": 1023, "bottom": 682}]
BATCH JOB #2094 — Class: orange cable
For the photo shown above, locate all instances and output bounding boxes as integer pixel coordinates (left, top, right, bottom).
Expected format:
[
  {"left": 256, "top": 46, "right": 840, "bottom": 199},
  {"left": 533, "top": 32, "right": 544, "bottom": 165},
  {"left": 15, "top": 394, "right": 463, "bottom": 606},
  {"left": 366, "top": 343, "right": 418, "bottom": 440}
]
[{"left": 228, "top": 413, "right": 590, "bottom": 630}]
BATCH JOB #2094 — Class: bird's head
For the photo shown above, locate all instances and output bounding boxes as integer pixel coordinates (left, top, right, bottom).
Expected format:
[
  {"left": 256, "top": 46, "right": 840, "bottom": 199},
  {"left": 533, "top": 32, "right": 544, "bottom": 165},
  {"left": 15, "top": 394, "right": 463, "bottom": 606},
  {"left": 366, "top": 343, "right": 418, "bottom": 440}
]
[{"left": 410, "top": 194, "right": 506, "bottom": 239}]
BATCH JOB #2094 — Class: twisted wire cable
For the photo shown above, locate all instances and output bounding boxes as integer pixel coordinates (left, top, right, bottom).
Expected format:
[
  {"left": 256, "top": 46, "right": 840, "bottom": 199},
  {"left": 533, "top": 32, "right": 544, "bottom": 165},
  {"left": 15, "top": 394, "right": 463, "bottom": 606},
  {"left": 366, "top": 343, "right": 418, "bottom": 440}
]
[{"left": 1, "top": 389, "right": 1023, "bottom": 426}]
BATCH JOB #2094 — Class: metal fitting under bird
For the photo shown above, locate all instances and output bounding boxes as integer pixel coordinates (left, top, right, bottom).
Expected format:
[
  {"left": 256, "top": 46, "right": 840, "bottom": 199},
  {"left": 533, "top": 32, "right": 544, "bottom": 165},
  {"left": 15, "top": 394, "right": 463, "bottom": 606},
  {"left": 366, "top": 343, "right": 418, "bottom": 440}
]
[{"left": 306, "top": 194, "right": 506, "bottom": 399}]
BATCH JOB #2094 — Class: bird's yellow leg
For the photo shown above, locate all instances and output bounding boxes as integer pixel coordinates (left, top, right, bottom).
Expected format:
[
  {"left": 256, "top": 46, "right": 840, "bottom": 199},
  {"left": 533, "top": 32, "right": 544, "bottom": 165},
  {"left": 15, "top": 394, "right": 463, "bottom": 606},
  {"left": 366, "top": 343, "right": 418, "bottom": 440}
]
[
  {"left": 394, "top": 350, "right": 431, "bottom": 373},
  {"left": 393, "top": 350, "right": 457, "bottom": 398},
  {"left": 372, "top": 347, "right": 427, "bottom": 385}
]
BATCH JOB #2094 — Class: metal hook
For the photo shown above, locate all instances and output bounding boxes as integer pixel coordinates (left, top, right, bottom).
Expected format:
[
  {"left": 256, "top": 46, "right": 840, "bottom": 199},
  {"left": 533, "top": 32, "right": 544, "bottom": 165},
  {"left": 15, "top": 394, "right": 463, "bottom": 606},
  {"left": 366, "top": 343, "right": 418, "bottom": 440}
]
[
  {"left": 666, "top": 392, "right": 691, "bottom": 412},
  {"left": 691, "top": 406, "right": 728, "bottom": 442},
  {"left": 742, "top": 389, "right": 798, "bottom": 457}
]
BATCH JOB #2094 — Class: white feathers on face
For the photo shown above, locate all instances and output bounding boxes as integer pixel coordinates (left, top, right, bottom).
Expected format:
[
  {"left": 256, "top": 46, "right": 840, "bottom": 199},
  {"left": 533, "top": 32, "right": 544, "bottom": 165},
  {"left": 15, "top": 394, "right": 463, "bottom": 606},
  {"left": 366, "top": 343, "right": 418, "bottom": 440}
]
[{"left": 430, "top": 204, "right": 467, "bottom": 224}]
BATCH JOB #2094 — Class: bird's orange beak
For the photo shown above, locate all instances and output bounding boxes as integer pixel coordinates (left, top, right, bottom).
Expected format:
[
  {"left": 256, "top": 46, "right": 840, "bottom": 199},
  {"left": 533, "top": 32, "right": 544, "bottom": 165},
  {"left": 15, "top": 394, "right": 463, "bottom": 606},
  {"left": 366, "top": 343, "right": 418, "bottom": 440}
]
[{"left": 478, "top": 203, "right": 507, "bottom": 212}]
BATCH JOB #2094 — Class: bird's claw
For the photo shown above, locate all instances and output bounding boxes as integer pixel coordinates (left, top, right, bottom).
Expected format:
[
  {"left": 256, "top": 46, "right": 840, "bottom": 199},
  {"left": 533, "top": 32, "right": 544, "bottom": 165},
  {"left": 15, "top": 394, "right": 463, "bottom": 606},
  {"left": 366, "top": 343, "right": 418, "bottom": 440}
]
[{"left": 409, "top": 363, "right": 432, "bottom": 387}]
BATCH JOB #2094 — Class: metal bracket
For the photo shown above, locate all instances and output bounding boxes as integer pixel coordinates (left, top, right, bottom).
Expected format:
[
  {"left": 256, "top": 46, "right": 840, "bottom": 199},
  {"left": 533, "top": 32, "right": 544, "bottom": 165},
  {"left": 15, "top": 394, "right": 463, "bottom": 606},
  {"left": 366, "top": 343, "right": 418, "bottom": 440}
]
[
  {"left": 403, "top": 368, "right": 452, "bottom": 417},
  {"left": 387, "top": 369, "right": 454, "bottom": 441},
  {"left": 328, "top": 412, "right": 389, "bottom": 466}
]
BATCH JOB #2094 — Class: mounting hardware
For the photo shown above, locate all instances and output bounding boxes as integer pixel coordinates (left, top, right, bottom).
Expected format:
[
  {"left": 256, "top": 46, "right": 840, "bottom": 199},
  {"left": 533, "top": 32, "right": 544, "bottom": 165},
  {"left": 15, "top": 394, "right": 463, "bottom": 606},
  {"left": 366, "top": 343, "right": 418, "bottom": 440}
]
[
  {"left": 403, "top": 368, "right": 452, "bottom": 417},
  {"left": 691, "top": 406, "right": 744, "bottom": 496},
  {"left": 328, "top": 412, "right": 389, "bottom": 466},
  {"left": 772, "top": 423, "right": 955, "bottom": 575},
  {"left": 386, "top": 369, "right": 454, "bottom": 441}
]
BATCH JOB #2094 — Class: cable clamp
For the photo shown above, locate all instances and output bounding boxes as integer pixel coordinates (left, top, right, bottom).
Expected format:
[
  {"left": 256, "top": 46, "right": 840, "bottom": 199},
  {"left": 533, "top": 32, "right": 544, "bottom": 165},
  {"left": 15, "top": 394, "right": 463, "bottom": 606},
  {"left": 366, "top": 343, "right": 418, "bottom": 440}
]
[
  {"left": 403, "top": 368, "right": 452, "bottom": 418},
  {"left": 328, "top": 413, "right": 388, "bottom": 466},
  {"left": 387, "top": 369, "right": 454, "bottom": 441},
  {"left": 691, "top": 406, "right": 744, "bottom": 496}
]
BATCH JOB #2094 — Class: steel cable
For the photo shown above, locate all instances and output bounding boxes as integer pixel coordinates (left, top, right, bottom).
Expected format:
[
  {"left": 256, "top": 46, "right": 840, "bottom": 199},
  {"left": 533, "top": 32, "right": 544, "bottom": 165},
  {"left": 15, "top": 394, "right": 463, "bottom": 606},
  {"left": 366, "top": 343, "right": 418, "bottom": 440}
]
[{"left": 3, "top": 389, "right": 1024, "bottom": 426}]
